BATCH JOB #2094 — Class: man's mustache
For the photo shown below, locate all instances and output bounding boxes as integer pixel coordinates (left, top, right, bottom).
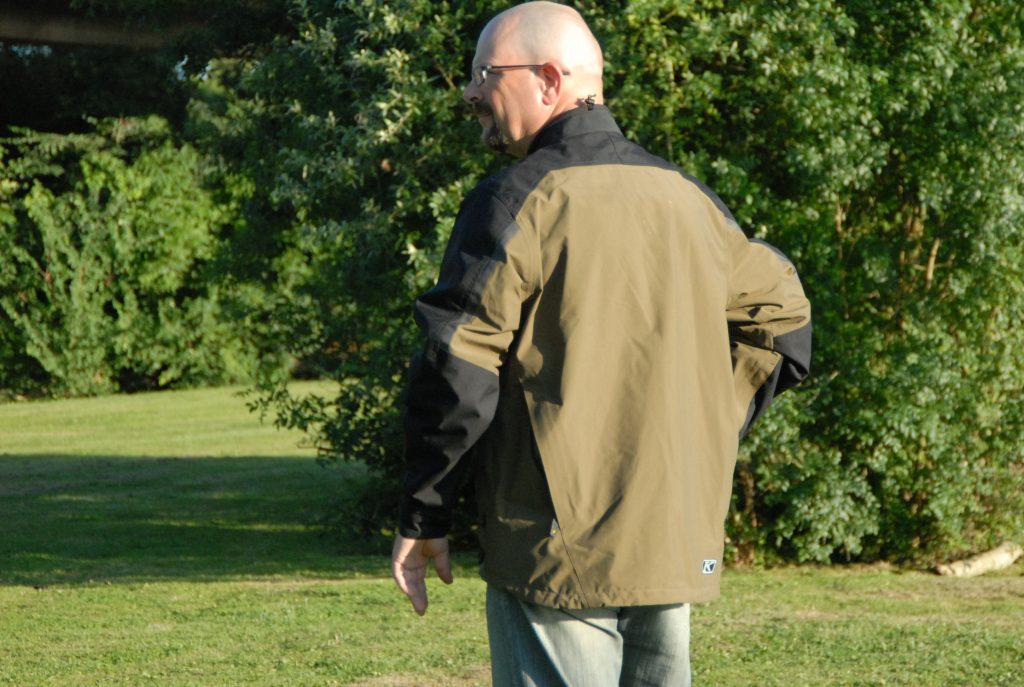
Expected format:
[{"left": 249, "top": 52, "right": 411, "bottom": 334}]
[{"left": 472, "top": 103, "right": 494, "bottom": 117}]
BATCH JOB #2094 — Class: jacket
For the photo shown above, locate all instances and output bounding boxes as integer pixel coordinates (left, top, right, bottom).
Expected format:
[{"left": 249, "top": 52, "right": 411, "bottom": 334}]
[{"left": 399, "top": 106, "right": 811, "bottom": 608}]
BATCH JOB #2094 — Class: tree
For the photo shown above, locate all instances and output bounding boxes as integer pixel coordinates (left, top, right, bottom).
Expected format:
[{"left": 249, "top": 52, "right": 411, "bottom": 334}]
[
  {"left": 173, "top": 0, "right": 1024, "bottom": 561},
  {"left": 0, "top": 0, "right": 293, "bottom": 397},
  {"left": 590, "top": 0, "right": 1024, "bottom": 562}
]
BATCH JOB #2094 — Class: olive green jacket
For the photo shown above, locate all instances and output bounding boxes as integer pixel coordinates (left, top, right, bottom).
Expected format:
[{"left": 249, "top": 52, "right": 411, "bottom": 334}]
[{"left": 400, "top": 106, "right": 811, "bottom": 608}]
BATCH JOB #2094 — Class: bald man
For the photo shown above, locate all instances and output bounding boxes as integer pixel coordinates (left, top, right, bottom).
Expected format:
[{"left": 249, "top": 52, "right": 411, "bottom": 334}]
[{"left": 392, "top": 3, "right": 811, "bottom": 685}]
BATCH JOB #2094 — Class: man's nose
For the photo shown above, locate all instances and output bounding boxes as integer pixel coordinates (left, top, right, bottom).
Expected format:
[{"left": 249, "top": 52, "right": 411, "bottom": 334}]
[{"left": 463, "top": 80, "right": 480, "bottom": 104}]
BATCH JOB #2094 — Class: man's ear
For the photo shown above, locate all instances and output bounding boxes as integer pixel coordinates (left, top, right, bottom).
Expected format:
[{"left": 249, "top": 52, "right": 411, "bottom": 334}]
[{"left": 538, "top": 62, "right": 564, "bottom": 105}]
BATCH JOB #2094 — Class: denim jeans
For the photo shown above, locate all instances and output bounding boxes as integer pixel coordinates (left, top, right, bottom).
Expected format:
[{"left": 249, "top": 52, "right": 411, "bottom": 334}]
[{"left": 486, "top": 586, "right": 691, "bottom": 687}]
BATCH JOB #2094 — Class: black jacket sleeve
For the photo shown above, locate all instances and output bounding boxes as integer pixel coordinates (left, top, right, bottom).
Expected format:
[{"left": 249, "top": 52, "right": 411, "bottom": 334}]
[{"left": 399, "top": 185, "right": 535, "bottom": 538}]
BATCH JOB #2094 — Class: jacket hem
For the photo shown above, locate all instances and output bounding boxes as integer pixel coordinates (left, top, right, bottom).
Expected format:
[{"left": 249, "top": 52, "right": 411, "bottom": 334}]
[{"left": 480, "top": 570, "right": 722, "bottom": 609}]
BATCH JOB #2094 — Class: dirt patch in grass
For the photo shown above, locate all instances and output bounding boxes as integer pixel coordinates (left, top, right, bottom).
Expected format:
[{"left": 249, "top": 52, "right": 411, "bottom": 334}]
[{"left": 349, "top": 664, "right": 491, "bottom": 687}]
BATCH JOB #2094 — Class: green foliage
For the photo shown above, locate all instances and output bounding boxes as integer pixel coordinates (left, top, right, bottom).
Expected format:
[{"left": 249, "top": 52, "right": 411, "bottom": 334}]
[
  {"left": 587, "top": 0, "right": 1024, "bottom": 563},
  {"left": 0, "top": 43, "right": 190, "bottom": 136},
  {"left": 0, "top": 116, "right": 258, "bottom": 395},
  {"left": 199, "top": 0, "right": 1024, "bottom": 562},
  {"left": 189, "top": 0, "right": 505, "bottom": 539}
]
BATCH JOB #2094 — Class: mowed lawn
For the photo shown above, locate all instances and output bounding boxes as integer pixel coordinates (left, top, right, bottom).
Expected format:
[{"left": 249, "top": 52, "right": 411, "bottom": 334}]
[{"left": 1, "top": 386, "right": 1022, "bottom": 686}]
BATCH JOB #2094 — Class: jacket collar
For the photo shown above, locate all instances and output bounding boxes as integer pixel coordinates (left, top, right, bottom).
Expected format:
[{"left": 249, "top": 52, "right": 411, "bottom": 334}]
[{"left": 527, "top": 105, "right": 622, "bottom": 156}]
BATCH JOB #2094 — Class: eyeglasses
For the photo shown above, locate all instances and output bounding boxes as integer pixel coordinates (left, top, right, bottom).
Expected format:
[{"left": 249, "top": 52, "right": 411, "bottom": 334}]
[{"left": 471, "top": 63, "right": 544, "bottom": 86}]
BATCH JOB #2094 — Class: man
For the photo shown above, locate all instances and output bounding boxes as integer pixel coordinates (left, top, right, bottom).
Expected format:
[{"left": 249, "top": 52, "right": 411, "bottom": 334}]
[{"left": 391, "top": 3, "right": 811, "bottom": 685}]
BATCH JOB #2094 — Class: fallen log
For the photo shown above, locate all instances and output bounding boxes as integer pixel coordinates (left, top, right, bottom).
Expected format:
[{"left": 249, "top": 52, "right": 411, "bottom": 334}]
[{"left": 935, "top": 542, "right": 1023, "bottom": 578}]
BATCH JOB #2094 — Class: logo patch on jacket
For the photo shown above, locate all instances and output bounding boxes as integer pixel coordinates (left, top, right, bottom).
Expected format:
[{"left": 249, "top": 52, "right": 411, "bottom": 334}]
[{"left": 702, "top": 559, "right": 717, "bottom": 575}]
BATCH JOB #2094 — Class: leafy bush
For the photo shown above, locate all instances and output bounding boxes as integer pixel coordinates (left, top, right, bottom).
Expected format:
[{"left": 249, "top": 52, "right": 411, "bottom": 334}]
[
  {"left": 188, "top": 0, "right": 505, "bottom": 541},
  {"left": 0, "top": 116, "right": 259, "bottom": 395}
]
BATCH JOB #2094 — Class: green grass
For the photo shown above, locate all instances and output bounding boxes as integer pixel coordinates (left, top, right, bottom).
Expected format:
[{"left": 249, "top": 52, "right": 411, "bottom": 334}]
[
  {"left": 2, "top": 386, "right": 1023, "bottom": 686},
  {"left": 0, "top": 384, "right": 358, "bottom": 585},
  {"left": 696, "top": 567, "right": 1024, "bottom": 686}
]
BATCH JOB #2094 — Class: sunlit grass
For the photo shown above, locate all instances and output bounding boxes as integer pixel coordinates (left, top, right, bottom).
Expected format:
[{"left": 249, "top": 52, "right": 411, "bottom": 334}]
[
  {"left": 1, "top": 385, "right": 1022, "bottom": 686},
  {"left": 0, "top": 383, "right": 332, "bottom": 457}
]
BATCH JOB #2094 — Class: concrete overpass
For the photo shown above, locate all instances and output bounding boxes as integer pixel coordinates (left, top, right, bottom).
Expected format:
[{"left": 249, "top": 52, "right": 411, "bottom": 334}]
[{"left": 0, "top": 1, "right": 272, "bottom": 49}]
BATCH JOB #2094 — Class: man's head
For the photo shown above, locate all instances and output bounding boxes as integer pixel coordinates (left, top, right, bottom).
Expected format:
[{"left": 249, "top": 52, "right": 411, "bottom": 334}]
[{"left": 463, "top": 2, "right": 604, "bottom": 158}]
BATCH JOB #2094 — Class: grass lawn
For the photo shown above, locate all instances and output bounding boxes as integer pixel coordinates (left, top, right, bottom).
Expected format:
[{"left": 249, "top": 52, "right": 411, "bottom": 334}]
[{"left": 2, "top": 385, "right": 1022, "bottom": 686}]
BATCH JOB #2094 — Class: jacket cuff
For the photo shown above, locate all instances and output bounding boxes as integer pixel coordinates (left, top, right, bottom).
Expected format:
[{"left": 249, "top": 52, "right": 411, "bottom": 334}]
[{"left": 398, "top": 497, "right": 451, "bottom": 539}]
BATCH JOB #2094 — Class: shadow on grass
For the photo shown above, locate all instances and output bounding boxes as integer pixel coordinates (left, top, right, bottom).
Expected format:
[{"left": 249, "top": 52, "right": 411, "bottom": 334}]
[{"left": 0, "top": 454, "right": 389, "bottom": 586}]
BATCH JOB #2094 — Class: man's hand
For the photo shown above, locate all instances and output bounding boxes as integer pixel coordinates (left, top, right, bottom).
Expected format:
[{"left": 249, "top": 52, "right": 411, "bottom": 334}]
[{"left": 391, "top": 534, "right": 453, "bottom": 615}]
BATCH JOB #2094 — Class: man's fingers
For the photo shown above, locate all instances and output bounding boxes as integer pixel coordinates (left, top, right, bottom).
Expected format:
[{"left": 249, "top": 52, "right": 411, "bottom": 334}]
[
  {"left": 392, "top": 561, "right": 429, "bottom": 615},
  {"left": 405, "top": 577, "right": 429, "bottom": 615},
  {"left": 420, "top": 537, "right": 453, "bottom": 585},
  {"left": 391, "top": 535, "right": 428, "bottom": 614},
  {"left": 390, "top": 561, "right": 417, "bottom": 595},
  {"left": 390, "top": 535, "right": 452, "bottom": 614},
  {"left": 433, "top": 549, "right": 454, "bottom": 585}
]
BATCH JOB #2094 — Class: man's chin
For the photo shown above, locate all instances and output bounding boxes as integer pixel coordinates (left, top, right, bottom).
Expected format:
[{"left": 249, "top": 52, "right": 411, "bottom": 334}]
[{"left": 482, "top": 125, "right": 511, "bottom": 154}]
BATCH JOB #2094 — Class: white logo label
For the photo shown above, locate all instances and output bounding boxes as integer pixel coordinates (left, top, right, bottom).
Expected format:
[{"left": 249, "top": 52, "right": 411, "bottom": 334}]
[{"left": 701, "top": 559, "right": 717, "bottom": 575}]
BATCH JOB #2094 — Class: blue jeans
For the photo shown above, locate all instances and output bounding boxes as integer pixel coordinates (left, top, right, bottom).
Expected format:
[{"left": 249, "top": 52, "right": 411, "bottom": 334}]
[{"left": 486, "top": 586, "right": 691, "bottom": 687}]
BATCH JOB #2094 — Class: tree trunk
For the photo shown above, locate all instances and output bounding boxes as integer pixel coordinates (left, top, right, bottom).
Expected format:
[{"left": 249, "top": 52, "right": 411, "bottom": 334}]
[{"left": 935, "top": 542, "right": 1023, "bottom": 577}]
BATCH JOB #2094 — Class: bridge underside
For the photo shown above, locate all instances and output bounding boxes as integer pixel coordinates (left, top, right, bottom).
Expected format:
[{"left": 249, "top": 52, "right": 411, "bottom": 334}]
[{"left": 1, "top": 1, "right": 214, "bottom": 49}]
